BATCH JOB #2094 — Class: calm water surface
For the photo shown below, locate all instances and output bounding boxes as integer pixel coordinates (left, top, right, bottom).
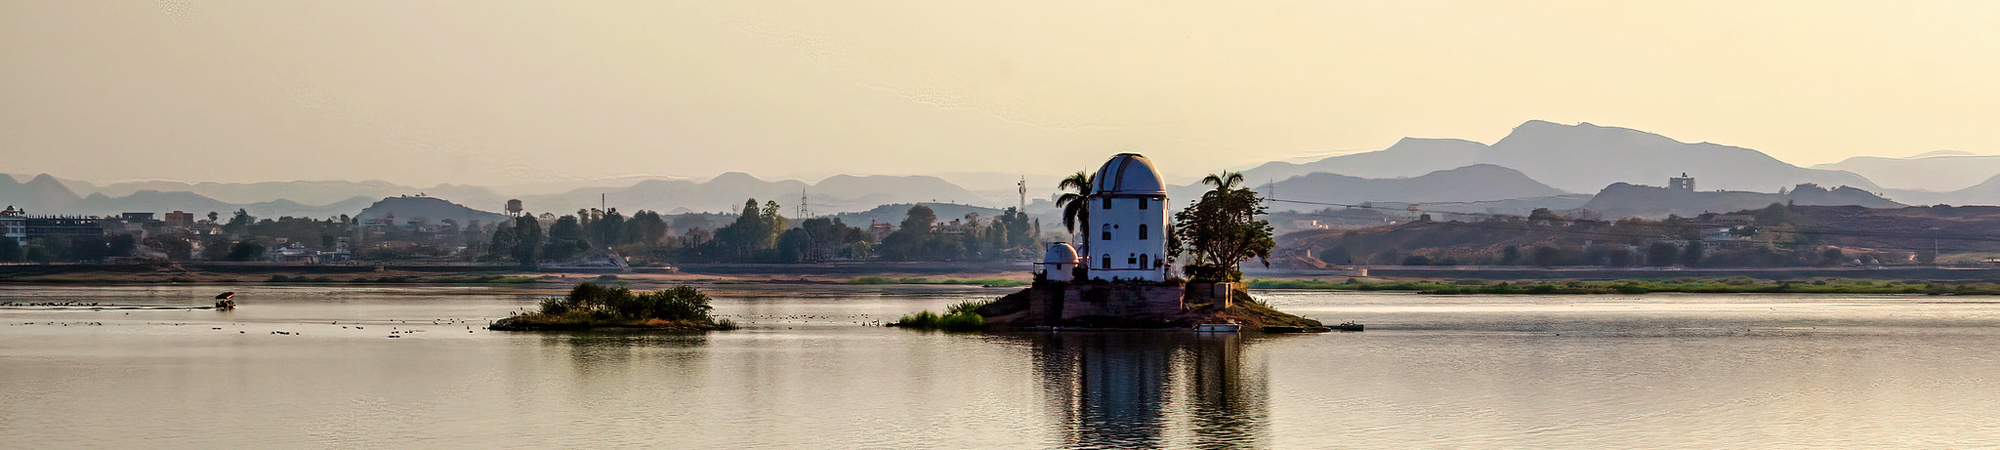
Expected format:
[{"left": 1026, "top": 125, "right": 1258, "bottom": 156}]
[{"left": 4, "top": 284, "right": 2000, "bottom": 449}]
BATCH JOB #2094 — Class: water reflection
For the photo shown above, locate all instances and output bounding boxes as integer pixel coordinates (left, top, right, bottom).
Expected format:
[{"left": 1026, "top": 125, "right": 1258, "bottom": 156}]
[
  {"left": 1025, "top": 332, "right": 1269, "bottom": 449},
  {"left": 541, "top": 332, "right": 712, "bottom": 379}
]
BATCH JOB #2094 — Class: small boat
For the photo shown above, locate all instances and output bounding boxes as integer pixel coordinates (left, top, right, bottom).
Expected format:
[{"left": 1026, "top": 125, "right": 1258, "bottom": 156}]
[
  {"left": 1330, "top": 322, "right": 1364, "bottom": 332},
  {"left": 1193, "top": 323, "right": 1241, "bottom": 332},
  {"left": 214, "top": 292, "right": 237, "bottom": 310}
]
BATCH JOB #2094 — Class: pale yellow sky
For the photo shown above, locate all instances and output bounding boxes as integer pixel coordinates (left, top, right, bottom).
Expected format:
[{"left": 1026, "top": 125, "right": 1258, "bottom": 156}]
[{"left": 3, "top": 1, "right": 1997, "bottom": 186}]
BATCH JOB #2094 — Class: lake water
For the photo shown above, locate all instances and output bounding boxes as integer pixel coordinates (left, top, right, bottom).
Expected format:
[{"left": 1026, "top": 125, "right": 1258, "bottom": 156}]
[{"left": 5, "top": 284, "right": 2000, "bottom": 449}]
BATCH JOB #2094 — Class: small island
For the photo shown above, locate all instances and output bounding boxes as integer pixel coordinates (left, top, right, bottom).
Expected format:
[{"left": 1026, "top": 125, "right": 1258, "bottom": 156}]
[
  {"left": 895, "top": 154, "right": 1331, "bottom": 333},
  {"left": 490, "top": 282, "right": 736, "bottom": 331}
]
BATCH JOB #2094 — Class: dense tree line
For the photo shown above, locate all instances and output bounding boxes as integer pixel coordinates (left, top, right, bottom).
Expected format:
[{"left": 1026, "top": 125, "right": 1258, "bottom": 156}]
[
  {"left": 879, "top": 205, "right": 1036, "bottom": 261},
  {"left": 1309, "top": 203, "right": 1874, "bottom": 268}
]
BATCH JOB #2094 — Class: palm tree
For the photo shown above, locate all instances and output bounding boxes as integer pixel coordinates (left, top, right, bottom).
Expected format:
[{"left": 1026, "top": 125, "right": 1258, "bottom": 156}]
[
  {"left": 1201, "top": 171, "right": 1252, "bottom": 222},
  {"left": 1200, "top": 171, "right": 1246, "bottom": 197},
  {"left": 1054, "top": 171, "right": 1095, "bottom": 251}
]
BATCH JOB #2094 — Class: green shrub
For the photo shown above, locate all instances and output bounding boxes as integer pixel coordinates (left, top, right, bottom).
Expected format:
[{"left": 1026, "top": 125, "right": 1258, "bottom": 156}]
[
  {"left": 895, "top": 308, "right": 985, "bottom": 331},
  {"left": 536, "top": 282, "right": 715, "bottom": 322}
]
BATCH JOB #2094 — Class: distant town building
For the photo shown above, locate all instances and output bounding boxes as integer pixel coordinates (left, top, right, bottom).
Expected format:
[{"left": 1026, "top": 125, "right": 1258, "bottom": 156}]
[
  {"left": 1669, "top": 173, "right": 1696, "bottom": 191},
  {"left": 0, "top": 206, "right": 25, "bottom": 246},
  {"left": 0, "top": 208, "right": 108, "bottom": 245},
  {"left": 867, "top": 220, "right": 893, "bottom": 241},
  {"left": 163, "top": 211, "right": 195, "bottom": 228}
]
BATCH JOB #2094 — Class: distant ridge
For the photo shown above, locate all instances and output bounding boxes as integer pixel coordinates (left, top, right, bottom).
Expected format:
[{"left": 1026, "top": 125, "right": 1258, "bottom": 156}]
[
  {"left": 1194, "top": 164, "right": 1567, "bottom": 211},
  {"left": 0, "top": 171, "right": 999, "bottom": 219},
  {"left": 1581, "top": 183, "right": 1904, "bottom": 219},
  {"left": 356, "top": 196, "right": 507, "bottom": 226},
  {"left": 1816, "top": 154, "right": 2000, "bottom": 193},
  {"left": 1242, "top": 120, "right": 1882, "bottom": 194}
]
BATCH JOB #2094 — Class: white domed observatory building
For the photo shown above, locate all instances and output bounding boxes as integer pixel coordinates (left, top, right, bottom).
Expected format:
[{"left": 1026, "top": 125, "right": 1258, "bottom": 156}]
[{"left": 1085, "top": 153, "right": 1169, "bottom": 282}]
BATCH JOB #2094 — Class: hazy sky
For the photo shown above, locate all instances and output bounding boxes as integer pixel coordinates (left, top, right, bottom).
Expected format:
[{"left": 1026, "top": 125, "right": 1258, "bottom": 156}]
[{"left": 4, "top": 1, "right": 1997, "bottom": 187}]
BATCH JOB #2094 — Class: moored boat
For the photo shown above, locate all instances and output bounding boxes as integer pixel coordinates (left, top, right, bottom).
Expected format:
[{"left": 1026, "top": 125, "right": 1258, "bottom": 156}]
[
  {"left": 1331, "top": 322, "right": 1363, "bottom": 332},
  {"left": 1193, "top": 323, "right": 1241, "bottom": 332}
]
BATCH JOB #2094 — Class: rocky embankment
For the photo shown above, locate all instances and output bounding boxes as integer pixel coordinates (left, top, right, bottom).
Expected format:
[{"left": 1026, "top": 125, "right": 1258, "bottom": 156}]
[{"left": 972, "top": 282, "right": 1327, "bottom": 332}]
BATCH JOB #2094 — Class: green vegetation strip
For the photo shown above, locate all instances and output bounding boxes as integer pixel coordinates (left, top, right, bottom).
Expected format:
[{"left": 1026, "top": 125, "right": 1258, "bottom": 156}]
[
  {"left": 492, "top": 282, "right": 735, "bottom": 331},
  {"left": 893, "top": 299, "right": 990, "bottom": 331},
  {"left": 1246, "top": 277, "right": 2000, "bottom": 295},
  {"left": 266, "top": 274, "right": 539, "bottom": 284},
  {"left": 846, "top": 276, "right": 1026, "bottom": 287}
]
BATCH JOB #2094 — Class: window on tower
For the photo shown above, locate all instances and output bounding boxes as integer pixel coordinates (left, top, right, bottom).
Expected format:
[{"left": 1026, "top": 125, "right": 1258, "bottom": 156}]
[
  {"left": 1101, "top": 224, "right": 1111, "bottom": 241},
  {"left": 1102, "top": 255, "right": 1111, "bottom": 269},
  {"left": 1138, "top": 224, "right": 1148, "bottom": 240},
  {"left": 1102, "top": 198, "right": 1112, "bottom": 209},
  {"left": 1139, "top": 198, "right": 1148, "bottom": 210}
]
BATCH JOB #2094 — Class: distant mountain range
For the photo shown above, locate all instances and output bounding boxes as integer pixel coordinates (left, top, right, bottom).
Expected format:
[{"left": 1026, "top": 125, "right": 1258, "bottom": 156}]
[
  {"left": 1814, "top": 152, "right": 2000, "bottom": 193},
  {"left": 0, "top": 171, "right": 1000, "bottom": 221},
  {"left": 1580, "top": 183, "right": 1904, "bottom": 219},
  {"left": 1196, "top": 164, "right": 1567, "bottom": 210},
  {"left": 507, "top": 172, "right": 995, "bottom": 217},
  {"left": 9, "top": 119, "right": 2000, "bottom": 223},
  {"left": 1243, "top": 120, "right": 1881, "bottom": 194}
]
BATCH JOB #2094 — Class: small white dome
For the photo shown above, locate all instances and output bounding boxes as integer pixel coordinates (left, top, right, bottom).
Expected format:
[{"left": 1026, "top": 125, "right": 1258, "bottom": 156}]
[
  {"left": 1093, "top": 153, "right": 1166, "bottom": 196},
  {"left": 1043, "top": 242, "right": 1079, "bottom": 264}
]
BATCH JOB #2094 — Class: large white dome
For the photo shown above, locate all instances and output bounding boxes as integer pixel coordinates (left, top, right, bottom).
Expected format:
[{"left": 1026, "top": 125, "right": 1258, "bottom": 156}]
[{"left": 1092, "top": 153, "right": 1166, "bottom": 196}]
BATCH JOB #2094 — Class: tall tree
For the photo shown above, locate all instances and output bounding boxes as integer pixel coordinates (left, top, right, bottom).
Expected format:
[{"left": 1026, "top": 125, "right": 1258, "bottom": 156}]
[
  {"left": 223, "top": 209, "right": 254, "bottom": 235},
  {"left": 544, "top": 215, "right": 591, "bottom": 261},
  {"left": 881, "top": 205, "right": 938, "bottom": 261},
  {"left": 1173, "top": 178, "right": 1273, "bottom": 282},
  {"left": 1054, "top": 171, "right": 1094, "bottom": 268},
  {"left": 712, "top": 199, "right": 786, "bottom": 260},
  {"left": 509, "top": 215, "right": 542, "bottom": 266}
]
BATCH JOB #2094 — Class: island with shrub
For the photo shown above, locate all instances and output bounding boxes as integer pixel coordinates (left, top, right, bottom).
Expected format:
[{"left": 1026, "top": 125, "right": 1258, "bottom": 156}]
[
  {"left": 490, "top": 282, "right": 736, "bottom": 331},
  {"left": 894, "top": 156, "right": 1330, "bottom": 333}
]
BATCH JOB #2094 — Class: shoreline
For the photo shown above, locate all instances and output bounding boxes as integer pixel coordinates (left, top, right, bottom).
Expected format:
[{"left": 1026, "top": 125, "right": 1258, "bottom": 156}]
[{"left": 7, "top": 262, "right": 2000, "bottom": 296}]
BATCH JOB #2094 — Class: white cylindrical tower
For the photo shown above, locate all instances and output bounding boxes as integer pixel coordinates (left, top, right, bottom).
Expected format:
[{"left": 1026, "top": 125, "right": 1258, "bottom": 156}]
[{"left": 1087, "top": 153, "right": 1168, "bottom": 282}]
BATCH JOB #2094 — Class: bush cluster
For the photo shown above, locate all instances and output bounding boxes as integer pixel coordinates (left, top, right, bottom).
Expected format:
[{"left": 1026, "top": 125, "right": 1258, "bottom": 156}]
[
  {"left": 895, "top": 299, "right": 989, "bottom": 331},
  {"left": 538, "top": 282, "right": 717, "bottom": 322}
]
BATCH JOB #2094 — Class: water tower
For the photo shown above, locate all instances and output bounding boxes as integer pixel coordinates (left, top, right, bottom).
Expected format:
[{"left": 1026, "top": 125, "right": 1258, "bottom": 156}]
[{"left": 505, "top": 199, "right": 524, "bottom": 217}]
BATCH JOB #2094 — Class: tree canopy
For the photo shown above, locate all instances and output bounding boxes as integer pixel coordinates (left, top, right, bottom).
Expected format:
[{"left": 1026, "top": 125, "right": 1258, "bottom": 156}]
[{"left": 1174, "top": 172, "right": 1274, "bottom": 282}]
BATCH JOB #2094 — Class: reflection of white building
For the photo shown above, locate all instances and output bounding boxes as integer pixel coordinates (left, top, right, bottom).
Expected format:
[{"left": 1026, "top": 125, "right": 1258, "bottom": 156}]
[{"left": 1086, "top": 154, "right": 1168, "bottom": 282}]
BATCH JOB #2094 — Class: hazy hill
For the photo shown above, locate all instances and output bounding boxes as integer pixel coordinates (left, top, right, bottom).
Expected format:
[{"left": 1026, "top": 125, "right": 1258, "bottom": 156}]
[
  {"left": 1812, "top": 153, "right": 2000, "bottom": 192},
  {"left": 0, "top": 174, "right": 83, "bottom": 213},
  {"left": 89, "top": 179, "right": 411, "bottom": 205},
  {"left": 7, "top": 170, "right": 999, "bottom": 221},
  {"left": 1884, "top": 173, "right": 2000, "bottom": 206},
  {"left": 516, "top": 172, "right": 994, "bottom": 216},
  {"left": 74, "top": 190, "right": 237, "bottom": 217},
  {"left": 1242, "top": 120, "right": 1882, "bottom": 194},
  {"left": 355, "top": 196, "right": 508, "bottom": 227},
  {"left": 0, "top": 173, "right": 400, "bottom": 219},
  {"left": 1242, "top": 138, "right": 1487, "bottom": 182},
  {"left": 1178, "top": 164, "right": 1567, "bottom": 211},
  {"left": 1581, "top": 183, "right": 1903, "bottom": 219}
]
